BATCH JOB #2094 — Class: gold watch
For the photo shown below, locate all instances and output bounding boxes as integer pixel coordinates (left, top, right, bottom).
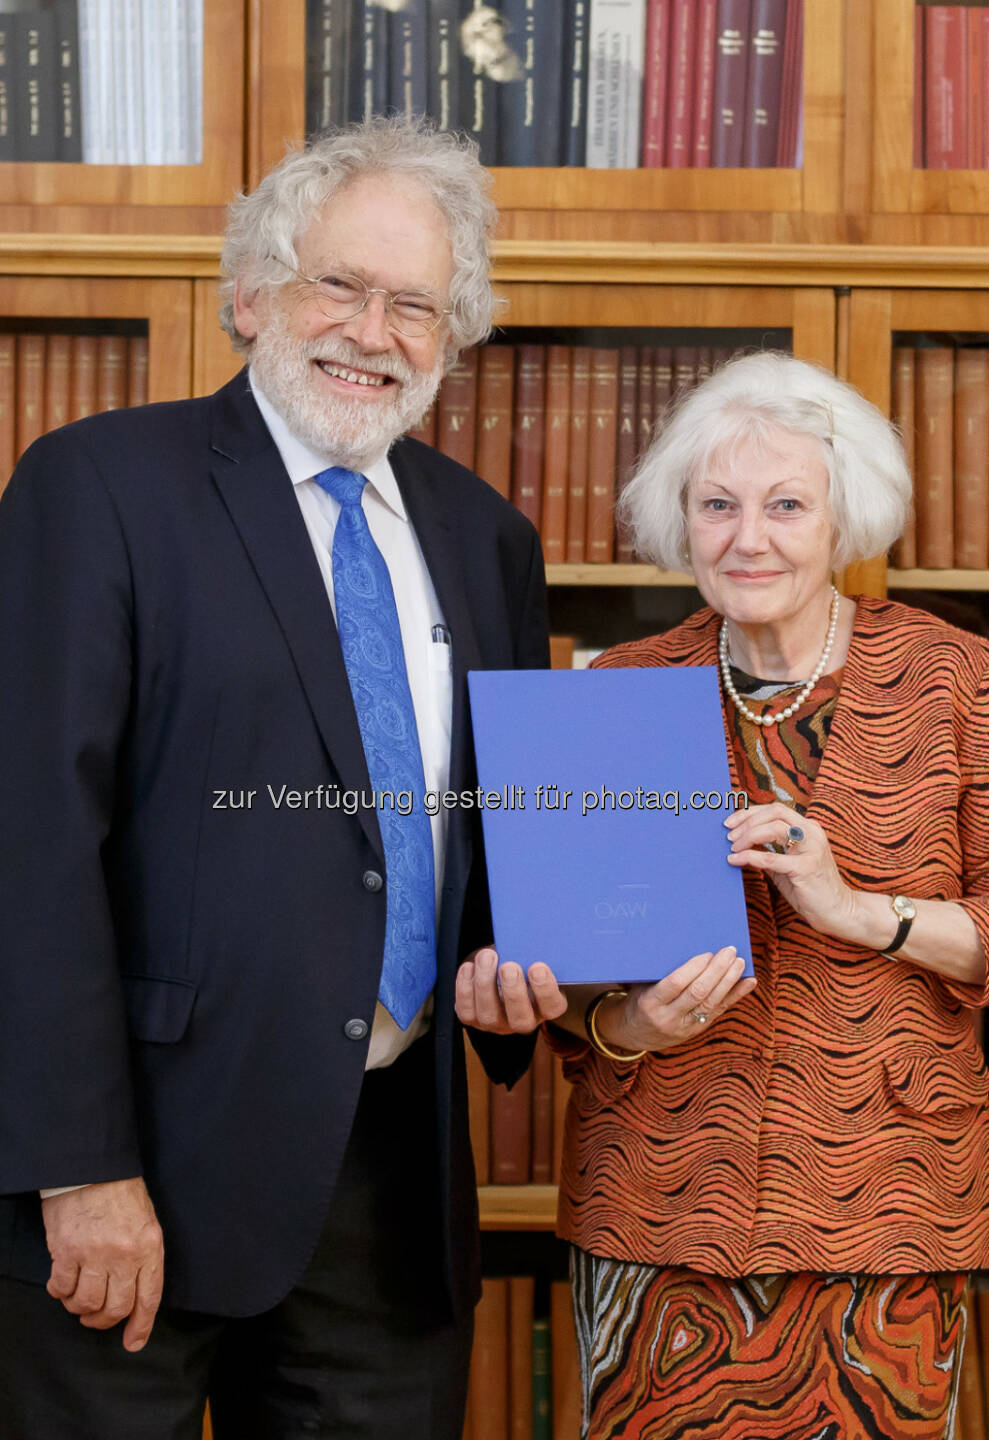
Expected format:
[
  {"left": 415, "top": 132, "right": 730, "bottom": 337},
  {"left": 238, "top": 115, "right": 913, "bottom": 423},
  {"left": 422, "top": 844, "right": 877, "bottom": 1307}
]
[{"left": 881, "top": 894, "right": 916, "bottom": 957}]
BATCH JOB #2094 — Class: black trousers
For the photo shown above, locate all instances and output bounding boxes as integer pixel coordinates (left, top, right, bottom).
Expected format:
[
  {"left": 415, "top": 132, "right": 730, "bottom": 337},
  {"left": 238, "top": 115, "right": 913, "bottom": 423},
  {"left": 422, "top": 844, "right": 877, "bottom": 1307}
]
[{"left": 0, "top": 1041, "right": 474, "bottom": 1440}]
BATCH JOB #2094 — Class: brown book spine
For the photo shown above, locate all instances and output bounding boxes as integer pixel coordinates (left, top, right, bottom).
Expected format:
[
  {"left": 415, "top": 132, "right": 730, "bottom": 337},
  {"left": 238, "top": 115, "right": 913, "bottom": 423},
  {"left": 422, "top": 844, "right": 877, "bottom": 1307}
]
[
  {"left": 953, "top": 348, "right": 989, "bottom": 569},
  {"left": 474, "top": 345, "right": 515, "bottom": 499},
  {"left": 97, "top": 335, "right": 128, "bottom": 413},
  {"left": 508, "top": 1276, "right": 535, "bottom": 1440},
  {"left": 436, "top": 346, "right": 478, "bottom": 469},
  {"left": 549, "top": 634, "right": 576, "bottom": 670},
  {"left": 615, "top": 345, "right": 638, "bottom": 562},
  {"left": 551, "top": 1052, "right": 572, "bottom": 1185},
  {"left": 472, "top": 1279, "right": 510, "bottom": 1440},
  {"left": 540, "top": 345, "right": 571, "bottom": 565},
  {"left": 530, "top": 1032, "right": 554, "bottom": 1184},
  {"left": 465, "top": 1037, "right": 491, "bottom": 1186},
  {"left": 44, "top": 334, "right": 72, "bottom": 432},
  {"left": 566, "top": 347, "right": 591, "bottom": 564},
  {"left": 15, "top": 334, "right": 46, "bottom": 460},
  {"left": 586, "top": 349, "right": 620, "bottom": 563},
  {"left": 0, "top": 334, "right": 15, "bottom": 495},
  {"left": 511, "top": 344, "right": 546, "bottom": 531},
  {"left": 654, "top": 345, "right": 673, "bottom": 417},
  {"left": 914, "top": 346, "right": 955, "bottom": 568},
  {"left": 672, "top": 344, "right": 698, "bottom": 397},
  {"left": 128, "top": 335, "right": 149, "bottom": 407},
  {"left": 890, "top": 345, "right": 917, "bottom": 569},
  {"left": 70, "top": 336, "right": 98, "bottom": 421},
  {"left": 406, "top": 403, "right": 437, "bottom": 447},
  {"left": 490, "top": 1068, "right": 532, "bottom": 1184},
  {"left": 551, "top": 1280, "right": 582, "bottom": 1440},
  {"left": 954, "top": 1291, "right": 986, "bottom": 1440}
]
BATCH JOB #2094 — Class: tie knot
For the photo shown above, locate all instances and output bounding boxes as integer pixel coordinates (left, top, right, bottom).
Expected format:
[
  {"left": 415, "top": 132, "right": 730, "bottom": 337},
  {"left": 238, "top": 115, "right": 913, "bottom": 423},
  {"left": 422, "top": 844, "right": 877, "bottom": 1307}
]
[{"left": 314, "top": 466, "right": 367, "bottom": 508}]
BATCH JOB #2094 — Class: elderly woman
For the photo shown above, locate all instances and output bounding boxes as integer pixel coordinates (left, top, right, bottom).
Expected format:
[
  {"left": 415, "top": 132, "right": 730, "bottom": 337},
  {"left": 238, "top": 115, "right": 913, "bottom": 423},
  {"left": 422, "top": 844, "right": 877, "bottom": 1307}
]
[{"left": 457, "top": 352, "right": 989, "bottom": 1440}]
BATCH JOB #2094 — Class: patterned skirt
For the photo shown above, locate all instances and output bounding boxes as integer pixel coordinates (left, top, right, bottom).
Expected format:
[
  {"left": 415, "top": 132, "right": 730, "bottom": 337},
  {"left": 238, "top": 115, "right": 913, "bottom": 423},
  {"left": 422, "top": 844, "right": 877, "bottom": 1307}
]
[{"left": 570, "top": 1250, "right": 968, "bottom": 1440}]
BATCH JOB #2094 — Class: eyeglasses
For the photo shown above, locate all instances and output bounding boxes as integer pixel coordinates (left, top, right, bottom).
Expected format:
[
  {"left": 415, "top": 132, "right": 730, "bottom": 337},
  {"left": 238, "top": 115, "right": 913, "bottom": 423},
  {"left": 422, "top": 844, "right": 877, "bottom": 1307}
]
[{"left": 279, "top": 262, "right": 452, "bottom": 338}]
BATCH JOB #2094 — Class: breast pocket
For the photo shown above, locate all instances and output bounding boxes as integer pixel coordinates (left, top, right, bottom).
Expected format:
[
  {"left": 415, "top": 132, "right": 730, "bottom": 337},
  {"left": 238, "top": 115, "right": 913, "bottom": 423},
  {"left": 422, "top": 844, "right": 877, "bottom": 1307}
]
[{"left": 883, "top": 1046, "right": 989, "bottom": 1115}]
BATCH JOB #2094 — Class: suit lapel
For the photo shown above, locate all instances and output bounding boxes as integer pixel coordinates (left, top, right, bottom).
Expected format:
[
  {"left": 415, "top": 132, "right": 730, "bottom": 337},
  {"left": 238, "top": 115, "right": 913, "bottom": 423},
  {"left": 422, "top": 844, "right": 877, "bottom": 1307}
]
[{"left": 207, "top": 374, "right": 384, "bottom": 860}]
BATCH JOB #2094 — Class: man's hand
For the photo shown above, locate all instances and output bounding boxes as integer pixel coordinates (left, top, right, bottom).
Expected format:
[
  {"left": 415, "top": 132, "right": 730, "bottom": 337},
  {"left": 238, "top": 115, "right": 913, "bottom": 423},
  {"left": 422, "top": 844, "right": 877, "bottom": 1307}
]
[
  {"left": 41, "top": 1177, "right": 164, "bottom": 1352},
  {"left": 456, "top": 947, "right": 568, "bottom": 1033}
]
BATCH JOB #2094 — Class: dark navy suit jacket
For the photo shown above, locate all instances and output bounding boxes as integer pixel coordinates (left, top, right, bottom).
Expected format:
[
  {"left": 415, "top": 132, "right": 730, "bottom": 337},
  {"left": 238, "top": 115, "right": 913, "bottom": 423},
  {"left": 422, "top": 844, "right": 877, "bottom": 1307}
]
[{"left": 0, "top": 371, "right": 548, "bottom": 1318}]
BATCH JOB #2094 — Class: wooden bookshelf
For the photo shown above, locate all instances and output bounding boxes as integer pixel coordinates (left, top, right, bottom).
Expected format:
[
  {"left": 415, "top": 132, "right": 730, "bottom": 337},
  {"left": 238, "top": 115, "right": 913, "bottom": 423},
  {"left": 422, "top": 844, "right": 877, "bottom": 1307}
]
[{"left": 479, "top": 1185, "right": 559, "bottom": 1232}]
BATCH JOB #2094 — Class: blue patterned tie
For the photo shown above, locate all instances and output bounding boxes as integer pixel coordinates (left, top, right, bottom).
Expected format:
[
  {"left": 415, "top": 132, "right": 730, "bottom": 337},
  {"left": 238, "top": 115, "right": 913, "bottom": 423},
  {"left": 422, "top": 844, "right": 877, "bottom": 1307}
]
[{"left": 314, "top": 466, "right": 436, "bottom": 1029}]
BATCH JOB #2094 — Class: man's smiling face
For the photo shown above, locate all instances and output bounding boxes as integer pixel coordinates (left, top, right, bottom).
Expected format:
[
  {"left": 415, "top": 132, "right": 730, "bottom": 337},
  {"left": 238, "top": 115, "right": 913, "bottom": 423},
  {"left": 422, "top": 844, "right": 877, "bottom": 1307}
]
[{"left": 233, "top": 172, "right": 455, "bottom": 468}]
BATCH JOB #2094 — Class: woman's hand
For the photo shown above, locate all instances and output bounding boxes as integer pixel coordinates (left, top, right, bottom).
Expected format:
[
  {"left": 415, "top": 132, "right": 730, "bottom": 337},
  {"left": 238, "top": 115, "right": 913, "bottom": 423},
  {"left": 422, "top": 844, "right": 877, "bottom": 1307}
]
[
  {"left": 596, "top": 946, "right": 756, "bottom": 1054},
  {"left": 455, "top": 948, "right": 568, "bottom": 1034},
  {"left": 725, "top": 801, "right": 858, "bottom": 937}
]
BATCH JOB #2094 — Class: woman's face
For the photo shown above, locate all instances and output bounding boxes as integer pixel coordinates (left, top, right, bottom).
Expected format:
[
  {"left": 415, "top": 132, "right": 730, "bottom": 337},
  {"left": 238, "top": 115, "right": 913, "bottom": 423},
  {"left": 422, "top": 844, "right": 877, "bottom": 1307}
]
[{"left": 686, "top": 427, "right": 836, "bottom": 630}]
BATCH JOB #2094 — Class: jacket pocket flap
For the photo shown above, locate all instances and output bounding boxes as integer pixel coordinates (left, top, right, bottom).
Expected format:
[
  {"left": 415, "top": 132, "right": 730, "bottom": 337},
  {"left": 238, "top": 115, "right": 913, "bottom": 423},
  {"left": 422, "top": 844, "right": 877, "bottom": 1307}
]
[
  {"left": 121, "top": 974, "right": 197, "bottom": 1043},
  {"left": 883, "top": 1047, "right": 989, "bottom": 1114}
]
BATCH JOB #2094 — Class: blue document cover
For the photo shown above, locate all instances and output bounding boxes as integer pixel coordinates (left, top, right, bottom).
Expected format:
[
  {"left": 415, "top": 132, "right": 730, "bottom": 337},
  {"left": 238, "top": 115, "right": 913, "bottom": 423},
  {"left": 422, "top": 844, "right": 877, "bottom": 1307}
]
[{"left": 467, "top": 667, "right": 753, "bottom": 983}]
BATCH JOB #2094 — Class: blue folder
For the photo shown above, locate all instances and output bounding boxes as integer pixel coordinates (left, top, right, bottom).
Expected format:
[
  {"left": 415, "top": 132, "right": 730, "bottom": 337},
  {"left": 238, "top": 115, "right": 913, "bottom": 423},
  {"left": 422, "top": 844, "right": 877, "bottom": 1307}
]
[{"left": 467, "top": 667, "right": 753, "bottom": 983}]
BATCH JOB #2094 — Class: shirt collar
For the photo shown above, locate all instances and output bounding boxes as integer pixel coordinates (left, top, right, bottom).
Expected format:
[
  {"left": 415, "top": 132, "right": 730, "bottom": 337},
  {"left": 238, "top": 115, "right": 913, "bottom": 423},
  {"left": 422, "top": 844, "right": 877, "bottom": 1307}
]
[{"left": 248, "top": 368, "right": 408, "bottom": 523}]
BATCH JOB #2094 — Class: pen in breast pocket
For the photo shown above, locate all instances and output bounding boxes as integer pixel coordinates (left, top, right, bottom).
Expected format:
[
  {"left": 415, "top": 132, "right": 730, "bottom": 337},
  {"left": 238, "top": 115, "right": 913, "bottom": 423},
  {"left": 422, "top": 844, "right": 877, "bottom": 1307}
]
[{"left": 431, "top": 624, "right": 452, "bottom": 646}]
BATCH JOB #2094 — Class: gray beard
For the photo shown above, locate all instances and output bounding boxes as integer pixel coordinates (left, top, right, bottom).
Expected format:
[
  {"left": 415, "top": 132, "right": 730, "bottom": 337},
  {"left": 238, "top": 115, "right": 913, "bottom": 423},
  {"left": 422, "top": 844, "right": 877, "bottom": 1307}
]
[{"left": 249, "top": 326, "right": 444, "bottom": 470}]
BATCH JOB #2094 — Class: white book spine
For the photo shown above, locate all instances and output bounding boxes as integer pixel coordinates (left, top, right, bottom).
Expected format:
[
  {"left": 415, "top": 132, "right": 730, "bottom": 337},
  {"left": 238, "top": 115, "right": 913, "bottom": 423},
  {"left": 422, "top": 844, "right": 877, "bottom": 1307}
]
[
  {"left": 77, "top": 0, "right": 101, "bottom": 162},
  {"left": 186, "top": 0, "right": 202, "bottom": 164},
  {"left": 121, "top": 0, "right": 144, "bottom": 163},
  {"left": 160, "top": 0, "right": 184, "bottom": 164},
  {"left": 140, "top": 0, "right": 164, "bottom": 164},
  {"left": 585, "top": 0, "right": 645, "bottom": 168}
]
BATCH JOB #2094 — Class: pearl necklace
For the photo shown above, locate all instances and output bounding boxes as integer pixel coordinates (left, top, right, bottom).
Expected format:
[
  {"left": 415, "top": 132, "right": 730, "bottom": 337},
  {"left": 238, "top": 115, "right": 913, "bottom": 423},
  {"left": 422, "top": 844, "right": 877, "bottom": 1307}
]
[{"left": 718, "top": 585, "right": 840, "bottom": 728}]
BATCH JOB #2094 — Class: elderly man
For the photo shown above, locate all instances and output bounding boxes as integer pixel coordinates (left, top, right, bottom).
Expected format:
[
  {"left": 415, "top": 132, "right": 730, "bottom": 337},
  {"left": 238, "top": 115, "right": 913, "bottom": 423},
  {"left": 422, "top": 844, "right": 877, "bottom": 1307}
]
[{"left": 0, "top": 119, "right": 548, "bottom": 1440}]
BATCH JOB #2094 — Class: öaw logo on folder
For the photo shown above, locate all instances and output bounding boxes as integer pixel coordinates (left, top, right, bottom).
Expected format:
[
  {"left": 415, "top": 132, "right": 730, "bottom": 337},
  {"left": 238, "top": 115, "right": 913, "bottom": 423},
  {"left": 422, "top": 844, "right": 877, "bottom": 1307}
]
[{"left": 467, "top": 667, "right": 753, "bottom": 983}]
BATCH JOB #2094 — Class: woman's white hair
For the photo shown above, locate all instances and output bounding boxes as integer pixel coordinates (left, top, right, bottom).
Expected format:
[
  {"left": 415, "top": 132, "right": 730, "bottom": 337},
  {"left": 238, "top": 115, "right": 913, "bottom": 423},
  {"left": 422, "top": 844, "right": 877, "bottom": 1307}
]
[
  {"left": 219, "top": 116, "right": 497, "bottom": 360},
  {"left": 619, "top": 351, "right": 912, "bottom": 572}
]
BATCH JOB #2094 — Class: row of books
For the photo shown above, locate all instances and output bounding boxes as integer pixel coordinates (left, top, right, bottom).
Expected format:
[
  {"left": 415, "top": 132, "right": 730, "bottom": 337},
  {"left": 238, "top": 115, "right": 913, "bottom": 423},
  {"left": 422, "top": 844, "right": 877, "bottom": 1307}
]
[
  {"left": 0, "top": 1, "right": 202, "bottom": 164},
  {"left": 0, "top": 332, "right": 149, "bottom": 489},
  {"left": 914, "top": 6, "right": 989, "bottom": 171},
  {"left": 305, "top": 0, "right": 803, "bottom": 169},
  {"left": 890, "top": 344, "right": 989, "bottom": 571},
  {"left": 467, "top": 1034, "right": 573, "bottom": 1187},
  {"left": 412, "top": 341, "right": 746, "bottom": 565},
  {"left": 463, "top": 1278, "right": 580, "bottom": 1440}
]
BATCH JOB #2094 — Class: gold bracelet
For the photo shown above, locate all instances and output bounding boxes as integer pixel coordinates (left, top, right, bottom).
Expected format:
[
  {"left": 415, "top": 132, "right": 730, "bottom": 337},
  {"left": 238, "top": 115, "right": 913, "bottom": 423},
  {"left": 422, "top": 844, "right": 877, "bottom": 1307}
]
[{"left": 584, "top": 989, "right": 647, "bottom": 1063}]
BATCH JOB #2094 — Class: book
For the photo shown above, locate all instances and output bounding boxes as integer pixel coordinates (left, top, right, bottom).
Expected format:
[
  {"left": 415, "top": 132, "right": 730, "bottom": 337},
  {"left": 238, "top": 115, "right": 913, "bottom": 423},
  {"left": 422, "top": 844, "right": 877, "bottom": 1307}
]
[
  {"left": 407, "top": 401, "right": 437, "bottom": 447},
  {"left": 640, "top": 0, "right": 670, "bottom": 166},
  {"left": 531, "top": 1314, "right": 552, "bottom": 1440},
  {"left": 968, "top": 9, "right": 984, "bottom": 171},
  {"left": 468, "top": 668, "right": 754, "bottom": 983},
  {"left": 306, "top": 0, "right": 351, "bottom": 132},
  {"left": 562, "top": 0, "right": 589, "bottom": 166},
  {"left": 475, "top": 344, "right": 515, "bottom": 500},
  {"left": 44, "top": 333, "right": 71, "bottom": 431},
  {"left": 389, "top": 0, "right": 427, "bottom": 122},
  {"left": 586, "top": 348, "right": 619, "bottom": 563},
  {"left": 54, "top": 0, "right": 81, "bottom": 161},
  {"left": 427, "top": 0, "right": 460, "bottom": 131},
  {"left": 664, "top": 0, "right": 695, "bottom": 167},
  {"left": 15, "top": 334, "right": 45, "bottom": 460},
  {"left": 637, "top": 344, "right": 655, "bottom": 452},
  {"left": 549, "top": 634, "right": 576, "bottom": 669},
  {"left": 741, "top": 0, "right": 786, "bottom": 168},
  {"left": 530, "top": 1033, "right": 554, "bottom": 1183},
  {"left": 914, "top": 345, "right": 954, "bottom": 569},
  {"left": 472, "top": 1279, "right": 510, "bottom": 1440},
  {"left": 69, "top": 334, "right": 98, "bottom": 421},
  {"left": 139, "top": 0, "right": 164, "bottom": 163},
  {"left": 350, "top": 0, "right": 388, "bottom": 123},
  {"left": 532, "top": 0, "right": 565, "bottom": 164},
  {"left": 465, "top": 1034, "right": 490, "bottom": 1184},
  {"left": 508, "top": 1276, "right": 535, "bottom": 1440},
  {"left": 692, "top": 0, "right": 717, "bottom": 166},
  {"left": 551, "top": 1281, "right": 581, "bottom": 1440},
  {"left": 654, "top": 344, "right": 673, "bottom": 412},
  {"left": 889, "top": 344, "right": 916, "bottom": 570},
  {"left": 615, "top": 345, "right": 638, "bottom": 561},
  {"left": 127, "top": 335, "right": 149, "bottom": 407},
  {"left": 566, "top": 346, "right": 591, "bottom": 563},
  {"left": 541, "top": 345, "right": 572, "bottom": 565},
  {"left": 97, "top": 335, "right": 127, "bottom": 413},
  {"left": 0, "top": 335, "right": 14, "bottom": 495},
  {"left": 551, "top": 1051, "right": 572, "bottom": 1183},
  {"left": 711, "top": 0, "right": 750, "bottom": 167},
  {"left": 776, "top": 0, "right": 802, "bottom": 167},
  {"left": 923, "top": 5, "right": 966, "bottom": 171},
  {"left": 672, "top": 344, "right": 697, "bottom": 395},
  {"left": 497, "top": 0, "right": 537, "bottom": 165},
  {"left": 511, "top": 344, "right": 546, "bottom": 531},
  {"left": 436, "top": 345, "right": 478, "bottom": 469},
  {"left": 585, "top": 0, "right": 646, "bottom": 168},
  {"left": 13, "top": 8, "right": 57, "bottom": 161},
  {"left": 490, "top": 1066, "right": 532, "bottom": 1183},
  {"left": 0, "top": 11, "right": 12, "bottom": 163},
  {"left": 458, "top": 0, "right": 498, "bottom": 167},
  {"left": 953, "top": 347, "right": 989, "bottom": 569}
]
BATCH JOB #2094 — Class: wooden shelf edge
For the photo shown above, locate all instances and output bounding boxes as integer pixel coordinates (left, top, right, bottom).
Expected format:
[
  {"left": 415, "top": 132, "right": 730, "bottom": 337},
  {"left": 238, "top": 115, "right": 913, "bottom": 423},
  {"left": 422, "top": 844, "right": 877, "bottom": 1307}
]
[
  {"left": 887, "top": 569, "right": 989, "bottom": 591},
  {"left": 547, "top": 564, "right": 694, "bottom": 587},
  {"left": 478, "top": 1184, "right": 559, "bottom": 1231}
]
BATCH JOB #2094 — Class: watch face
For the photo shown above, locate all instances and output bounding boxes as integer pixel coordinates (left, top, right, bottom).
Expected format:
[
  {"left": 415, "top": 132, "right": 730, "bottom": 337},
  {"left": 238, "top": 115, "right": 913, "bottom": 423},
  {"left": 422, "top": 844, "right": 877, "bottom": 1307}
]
[{"left": 893, "top": 895, "right": 917, "bottom": 921}]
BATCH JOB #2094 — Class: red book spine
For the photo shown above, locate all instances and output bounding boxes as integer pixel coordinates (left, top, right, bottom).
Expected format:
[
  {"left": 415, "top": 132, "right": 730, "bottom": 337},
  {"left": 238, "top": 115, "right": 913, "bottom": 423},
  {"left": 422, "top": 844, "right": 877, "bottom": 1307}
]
[
  {"left": 776, "top": 0, "right": 802, "bottom": 167},
  {"left": 953, "top": 347, "right": 989, "bottom": 569},
  {"left": 672, "top": 344, "right": 698, "bottom": 397},
  {"left": 890, "top": 344, "right": 917, "bottom": 570},
  {"left": 924, "top": 6, "right": 967, "bottom": 171},
  {"left": 15, "top": 334, "right": 45, "bottom": 460},
  {"left": 587, "top": 348, "right": 619, "bottom": 563},
  {"left": 530, "top": 1033, "right": 554, "bottom": 1184},
  {"left": 474, "top": 345, "right": 515, "bottom": 499},
  {"left": 70, "top": 335, "right": 98, "bottom": 421},
  {"left": 436, "top": 346, "right": 478, "bottom": 468},
  {"left": 664, "top": 0, "right": 696, "bottom": 167},
  {"left": 914, "top": 345, "right": 955, "bottom": 568},
  {"left": 983, "top": 12, "right": 989, "bottom": 173},
  {"left": 615, "top": 344, "right": 638, "bottom": 562},
  {"left": 692, "top": 0, "right": 718, "bottom": 166},
  {"left": 654, "top": 345, "right": 673, "bottom": 416},
  {"left": 711, "top": 0, "right": 751, "bottom": 166},
  {"left": 0, "top": 335, "right": 14, "bottom": 496},
  {"left": 641, "top": 0, "right": 672, "bottom": 167},
  {"left": 566, "top": 347, "right": 591, "bottom": 563},
  {"left": 508, "top": 1276, "right": 535, "bottom": 1440},
  {"left": 471, "top": 1280, "right": 509, "bottom": 1440},
  {"left": 490, "top": 1069, "right": 532, "bottom": 1184},
  {"left": 637, "top": 346, "right": 655, "bottom": 454},
  {"left": 406, "top": 404, "right": 436, "bottom": 447},
  {"left": 540, "top": 345, "right": 571, "bottom": 565},
  {"left": 742, "top": 0, "right": 786, "bottom": 168},
  {"left": 127, "top": 336, "right": 149, "bottom": 408},
  {"left": 465, "top": 1037, "right": 491, "bottom": 1185},
  {"left": 44, "top": 333, "right": 71, "bottom": 432},
  {"left": 511, "top": 344, "right": 546, "bottom": 531},
  {"left": 967, "top": 9, "right": 983, "bottom": 170},
  {"left": 97, "top": 335, "right": 127, "bottom": 413}
]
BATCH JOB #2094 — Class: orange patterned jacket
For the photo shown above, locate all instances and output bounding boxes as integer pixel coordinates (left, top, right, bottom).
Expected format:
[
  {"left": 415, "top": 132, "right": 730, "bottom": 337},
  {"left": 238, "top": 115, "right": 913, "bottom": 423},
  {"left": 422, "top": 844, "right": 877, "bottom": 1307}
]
[{"left": 552, "top": 597, "right": 989, "bottom": 1274}]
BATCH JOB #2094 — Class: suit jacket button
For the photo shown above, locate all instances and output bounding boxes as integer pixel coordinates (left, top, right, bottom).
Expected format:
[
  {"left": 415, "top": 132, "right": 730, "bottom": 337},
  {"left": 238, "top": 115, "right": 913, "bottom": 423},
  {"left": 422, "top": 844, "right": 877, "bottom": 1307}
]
[
  {"left": 362, "top": 869, "right": 383, "bottom": 892},
  {"left": 344, "top": 1018, "right": 369, "bottom": 1041}
]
